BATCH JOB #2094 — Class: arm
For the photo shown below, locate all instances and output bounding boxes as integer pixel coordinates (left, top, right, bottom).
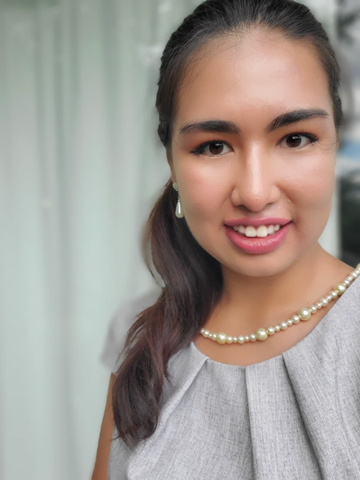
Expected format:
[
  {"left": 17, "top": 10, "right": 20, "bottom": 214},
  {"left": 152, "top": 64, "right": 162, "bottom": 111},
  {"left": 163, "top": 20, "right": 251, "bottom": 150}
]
[{"left": 91, "top": 373, "right": 116, "bottom": 480}]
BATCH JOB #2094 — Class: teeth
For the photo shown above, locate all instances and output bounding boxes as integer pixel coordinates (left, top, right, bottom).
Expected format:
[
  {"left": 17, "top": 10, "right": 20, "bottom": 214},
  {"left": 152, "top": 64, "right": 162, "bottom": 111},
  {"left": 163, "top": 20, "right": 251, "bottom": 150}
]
[
  {"left": 245, "top": 226, "right": 256, "bottom": 237},
  {"left": 232, "top": 224, "right": 283, "bottom": 238},
  {"left": 256, "top": 225, "right": 268, "bottom": 237}
]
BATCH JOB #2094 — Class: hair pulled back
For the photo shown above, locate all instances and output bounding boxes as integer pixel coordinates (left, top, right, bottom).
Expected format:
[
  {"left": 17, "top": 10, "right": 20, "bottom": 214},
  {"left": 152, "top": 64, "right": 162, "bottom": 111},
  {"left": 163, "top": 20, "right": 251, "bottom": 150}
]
[{"left": 112, "top": 0, "right": 343, "bottom": 448}]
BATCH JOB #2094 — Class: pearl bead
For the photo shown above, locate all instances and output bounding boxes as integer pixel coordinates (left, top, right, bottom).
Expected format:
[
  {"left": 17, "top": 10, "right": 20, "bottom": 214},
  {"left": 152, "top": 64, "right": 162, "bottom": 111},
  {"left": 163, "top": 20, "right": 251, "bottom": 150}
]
[
  {"left": 216, "top": 332, "right": 227, "bottom": 344},
  {"left": 200, "top": 269, "right": 359, "bottom": 347},
  {"left": 321, "top": 298, "right": 328, "bottom": 307},
  {"left": 175, "top": 200, "right": 184, "bottom": 218},
  {"left": 256, "top": 328, "right": 268, "bottom": 341},
  {"left": 335, "top": 283, "right": 346, "bottom": 296},
  {"left": 298, "top": 307, "right": 311, "bottom": 321}
]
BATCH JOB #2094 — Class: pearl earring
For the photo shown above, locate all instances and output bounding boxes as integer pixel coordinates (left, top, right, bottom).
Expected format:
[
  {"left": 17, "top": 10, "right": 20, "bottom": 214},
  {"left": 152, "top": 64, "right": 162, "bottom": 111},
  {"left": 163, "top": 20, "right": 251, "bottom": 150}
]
[{"left": 172, "top": 182, "right": 184, "bottom": 218}]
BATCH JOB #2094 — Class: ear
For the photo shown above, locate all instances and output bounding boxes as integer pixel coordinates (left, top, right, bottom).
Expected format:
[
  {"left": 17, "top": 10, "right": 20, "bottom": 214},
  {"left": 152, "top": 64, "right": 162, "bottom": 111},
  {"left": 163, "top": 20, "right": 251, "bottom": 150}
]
[{"left": 166, "top": 149, "right": 176, "bottom": 183}]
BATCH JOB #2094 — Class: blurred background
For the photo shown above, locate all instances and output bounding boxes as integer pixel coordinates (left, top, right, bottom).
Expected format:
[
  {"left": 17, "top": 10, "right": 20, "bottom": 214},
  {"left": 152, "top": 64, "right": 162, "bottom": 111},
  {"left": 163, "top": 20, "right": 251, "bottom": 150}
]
[{"left": 1, "top": 0, "right": 359, "bottom": 478}]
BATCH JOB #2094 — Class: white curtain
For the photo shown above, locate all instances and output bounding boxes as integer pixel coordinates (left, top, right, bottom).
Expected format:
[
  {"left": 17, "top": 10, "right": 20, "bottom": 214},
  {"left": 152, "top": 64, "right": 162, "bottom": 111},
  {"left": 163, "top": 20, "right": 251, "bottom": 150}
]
[{"left": 0, "top": 1, "right": 337, "bottom": 479}]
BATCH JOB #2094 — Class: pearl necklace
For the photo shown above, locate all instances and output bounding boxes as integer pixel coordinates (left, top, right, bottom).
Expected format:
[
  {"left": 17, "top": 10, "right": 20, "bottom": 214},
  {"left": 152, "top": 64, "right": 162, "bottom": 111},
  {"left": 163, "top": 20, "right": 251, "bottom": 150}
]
[{"left": 200, "top": 265, "right": 360, "bottom": 345}]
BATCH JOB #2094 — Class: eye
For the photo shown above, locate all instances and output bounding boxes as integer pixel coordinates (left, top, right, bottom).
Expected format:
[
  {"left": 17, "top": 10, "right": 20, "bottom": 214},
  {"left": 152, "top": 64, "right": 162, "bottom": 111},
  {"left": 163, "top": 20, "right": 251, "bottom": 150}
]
[
  {"left": 279, "top": 133, "right": 318, "bottom": 149},
  {"left": 190, "top": 141, "right": 232, "bottom": 156}
]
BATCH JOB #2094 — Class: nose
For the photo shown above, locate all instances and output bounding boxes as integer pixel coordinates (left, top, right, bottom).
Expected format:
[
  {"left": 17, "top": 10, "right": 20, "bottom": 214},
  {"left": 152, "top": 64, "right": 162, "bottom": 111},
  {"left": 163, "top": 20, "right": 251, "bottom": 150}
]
[{"left": 230, "top": 146, "right": 280, "bottom": 212}]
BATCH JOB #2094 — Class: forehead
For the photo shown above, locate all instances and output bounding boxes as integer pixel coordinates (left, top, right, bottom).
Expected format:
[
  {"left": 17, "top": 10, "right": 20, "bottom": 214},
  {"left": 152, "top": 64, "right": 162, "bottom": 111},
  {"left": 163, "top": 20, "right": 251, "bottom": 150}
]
[{"left": 174, "top": 30, "right": 332, "bottom": 131}]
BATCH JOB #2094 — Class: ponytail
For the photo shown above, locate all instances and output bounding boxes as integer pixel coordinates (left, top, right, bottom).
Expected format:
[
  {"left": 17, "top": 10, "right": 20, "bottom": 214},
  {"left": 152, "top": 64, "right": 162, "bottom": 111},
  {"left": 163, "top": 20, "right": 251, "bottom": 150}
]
[{"left": 112, "top": 180, "right": 222, "bottom": 447}]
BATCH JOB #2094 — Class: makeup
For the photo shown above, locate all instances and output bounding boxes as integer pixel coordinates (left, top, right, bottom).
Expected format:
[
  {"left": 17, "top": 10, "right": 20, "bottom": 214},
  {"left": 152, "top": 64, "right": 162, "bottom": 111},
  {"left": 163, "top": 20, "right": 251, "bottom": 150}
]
[{"left": 224, "top": 222, "right": 292, "bottom": 254}]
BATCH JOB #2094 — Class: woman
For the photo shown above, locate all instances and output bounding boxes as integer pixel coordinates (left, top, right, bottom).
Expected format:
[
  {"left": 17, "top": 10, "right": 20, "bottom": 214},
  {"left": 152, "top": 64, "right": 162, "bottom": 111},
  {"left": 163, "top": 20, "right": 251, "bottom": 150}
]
[{"left": 92, "top": 0, "right": 360, "bottom": 478}]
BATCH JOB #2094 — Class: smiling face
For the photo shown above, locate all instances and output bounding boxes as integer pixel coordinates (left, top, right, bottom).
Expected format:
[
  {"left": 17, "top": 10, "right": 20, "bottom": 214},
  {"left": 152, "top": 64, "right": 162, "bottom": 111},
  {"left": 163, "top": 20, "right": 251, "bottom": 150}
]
[{"left": 168, "top": 29, "right": 338, "bottom": 278}]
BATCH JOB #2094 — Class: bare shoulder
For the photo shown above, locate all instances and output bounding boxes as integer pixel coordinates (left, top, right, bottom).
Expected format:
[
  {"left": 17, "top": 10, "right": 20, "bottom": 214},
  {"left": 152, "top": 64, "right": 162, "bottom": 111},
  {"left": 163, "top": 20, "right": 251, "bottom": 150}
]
[{"left": 91, "top": 374, "right": 116, "bottom": 480}]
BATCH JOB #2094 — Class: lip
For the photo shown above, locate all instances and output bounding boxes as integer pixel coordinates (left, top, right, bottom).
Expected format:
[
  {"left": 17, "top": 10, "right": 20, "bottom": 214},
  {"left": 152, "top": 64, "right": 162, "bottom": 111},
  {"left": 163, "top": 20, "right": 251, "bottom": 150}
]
[
  {"left": 224, "top": 217, "right": 291, "bottom": 227},
  {"left": 224, "top": 222, "right": 292, "bottom": 255}
]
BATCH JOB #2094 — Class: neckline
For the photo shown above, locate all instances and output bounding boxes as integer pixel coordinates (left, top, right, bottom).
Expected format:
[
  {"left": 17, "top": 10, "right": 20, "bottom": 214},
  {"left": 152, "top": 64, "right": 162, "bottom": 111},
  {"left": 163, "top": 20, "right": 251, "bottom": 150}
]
[{"left": 190, "top": 274, "right": 360, "bottom": 370}]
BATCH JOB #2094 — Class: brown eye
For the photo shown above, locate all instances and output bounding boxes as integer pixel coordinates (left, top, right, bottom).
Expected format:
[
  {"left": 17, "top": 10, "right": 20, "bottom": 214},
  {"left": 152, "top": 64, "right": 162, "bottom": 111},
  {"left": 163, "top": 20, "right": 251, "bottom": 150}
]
[
  {"left": 191, "top": 140, "right": 233, "bottom": 157},
  {"left": 280, "top": 134, "right": 315, "bottom": 149},
  {"left": 209, "top": 142, "right": 225, "bottom": 155},
  {"left": 287, "top": 135, "right": 302, "bottom": 148},
  {"left": 204, "top": 142, "right": 231, "bottom": 156}
]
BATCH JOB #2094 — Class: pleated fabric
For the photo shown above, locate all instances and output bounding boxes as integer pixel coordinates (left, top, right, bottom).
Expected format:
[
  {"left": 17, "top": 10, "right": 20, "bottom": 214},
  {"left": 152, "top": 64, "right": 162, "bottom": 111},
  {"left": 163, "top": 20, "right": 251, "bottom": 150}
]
[{"left": 108, "top": 276, "right": 360, "bottom": 479}]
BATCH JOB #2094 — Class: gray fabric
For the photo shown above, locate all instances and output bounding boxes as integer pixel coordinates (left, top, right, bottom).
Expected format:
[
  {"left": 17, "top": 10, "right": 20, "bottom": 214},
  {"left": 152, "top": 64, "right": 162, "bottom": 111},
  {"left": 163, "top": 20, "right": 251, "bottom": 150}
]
[{"left": 108, "top": 276, "right": 360, "bottom": 479}]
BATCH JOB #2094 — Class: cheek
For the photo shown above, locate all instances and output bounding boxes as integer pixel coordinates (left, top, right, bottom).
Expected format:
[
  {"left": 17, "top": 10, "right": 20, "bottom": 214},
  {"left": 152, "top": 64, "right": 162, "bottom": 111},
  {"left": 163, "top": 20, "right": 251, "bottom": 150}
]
[
  {"left": 177, "top": 163, "right": 231, "bottom": 222},
  {"left": 175, "top": 149, "right": 336, "bottom": 252},
  {"left": 287, "top": 152, "right": 335, "bottom": 233},
  {"left": 295, "top": 153, "right": 335, "bottom": 200}
]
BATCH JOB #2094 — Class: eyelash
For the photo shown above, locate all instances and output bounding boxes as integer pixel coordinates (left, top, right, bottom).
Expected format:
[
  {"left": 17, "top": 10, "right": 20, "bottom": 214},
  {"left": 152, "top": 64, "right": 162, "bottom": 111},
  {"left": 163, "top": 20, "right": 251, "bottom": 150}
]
[{"left": 190, "top": 132, "right": 319, "bottom": 156}]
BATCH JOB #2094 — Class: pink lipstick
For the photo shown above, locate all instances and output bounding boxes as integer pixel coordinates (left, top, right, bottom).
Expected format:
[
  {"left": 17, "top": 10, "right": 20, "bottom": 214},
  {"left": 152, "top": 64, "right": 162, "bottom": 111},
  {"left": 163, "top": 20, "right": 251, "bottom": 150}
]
[{"left": 224, "top": 219, "right": 292, "bottom": 255}]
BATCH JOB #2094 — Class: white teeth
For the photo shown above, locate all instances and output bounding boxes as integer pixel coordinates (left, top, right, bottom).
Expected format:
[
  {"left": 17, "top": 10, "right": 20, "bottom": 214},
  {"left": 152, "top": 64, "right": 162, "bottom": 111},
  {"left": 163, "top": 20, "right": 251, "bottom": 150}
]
[
  {"left": 245, "top": 226, "right": 256, "bottom": 237},
  {"left": 232, "top": 224, "right": 283, "bottom": 238},
  {"left": 256, "top": 225, "right": 268, "bottom": 238}
]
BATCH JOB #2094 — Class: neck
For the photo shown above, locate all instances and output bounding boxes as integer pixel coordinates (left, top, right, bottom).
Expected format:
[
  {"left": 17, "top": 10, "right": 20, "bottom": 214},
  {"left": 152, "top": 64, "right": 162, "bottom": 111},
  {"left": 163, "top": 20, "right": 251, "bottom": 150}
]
[{"left": 213, "top": 244, "right": 351, "bottom": 332}]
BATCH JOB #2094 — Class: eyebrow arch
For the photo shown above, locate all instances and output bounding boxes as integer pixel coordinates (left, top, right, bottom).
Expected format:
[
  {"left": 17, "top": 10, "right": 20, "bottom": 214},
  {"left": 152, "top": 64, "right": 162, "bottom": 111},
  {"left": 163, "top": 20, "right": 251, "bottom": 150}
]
[
  {"left": 178, "top": 109, "right": 329, "bottom": 136},
  {"left": 179, "top": 119, "right": 240, "bottom": 136},
  {"left": 266, "top": 108, "right": 329, "bottom": 132}
]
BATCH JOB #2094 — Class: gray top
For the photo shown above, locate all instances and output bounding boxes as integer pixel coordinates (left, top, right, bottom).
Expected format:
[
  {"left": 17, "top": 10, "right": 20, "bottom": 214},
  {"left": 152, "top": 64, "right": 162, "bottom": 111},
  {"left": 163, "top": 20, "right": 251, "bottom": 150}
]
[{"left": 108, "top": 276, "right": 360, "bottom": 479}]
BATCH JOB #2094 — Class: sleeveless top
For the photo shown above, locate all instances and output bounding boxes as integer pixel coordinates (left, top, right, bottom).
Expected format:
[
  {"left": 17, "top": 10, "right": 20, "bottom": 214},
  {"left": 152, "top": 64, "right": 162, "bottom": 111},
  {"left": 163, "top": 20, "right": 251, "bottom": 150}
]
[{"left": 108, "top": 276, "right": 360, "bottom": 479}]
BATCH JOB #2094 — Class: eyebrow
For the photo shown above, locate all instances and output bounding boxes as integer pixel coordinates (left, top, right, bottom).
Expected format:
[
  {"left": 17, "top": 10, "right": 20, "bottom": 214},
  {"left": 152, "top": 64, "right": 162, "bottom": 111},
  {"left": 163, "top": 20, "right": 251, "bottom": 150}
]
[{"left": 178, "top": 109, "right": 329, "bottom": 136}]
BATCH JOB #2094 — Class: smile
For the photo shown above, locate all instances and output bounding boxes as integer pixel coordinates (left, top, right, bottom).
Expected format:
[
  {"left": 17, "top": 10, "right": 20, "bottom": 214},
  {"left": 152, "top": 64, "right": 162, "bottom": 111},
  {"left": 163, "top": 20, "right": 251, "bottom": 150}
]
[
  {"left": 224, "top": 222, "right": 292, "bottom": 255},
  {"left": 232, "top": 224, "right": 281, "bottom": 238}
]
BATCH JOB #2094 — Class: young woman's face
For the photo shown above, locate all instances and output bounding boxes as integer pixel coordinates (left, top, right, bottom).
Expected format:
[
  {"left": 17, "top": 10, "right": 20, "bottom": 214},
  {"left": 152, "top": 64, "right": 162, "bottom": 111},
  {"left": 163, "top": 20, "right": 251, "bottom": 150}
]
[{"left": 169, "top": 30, "right": 338, "bottom": 277}]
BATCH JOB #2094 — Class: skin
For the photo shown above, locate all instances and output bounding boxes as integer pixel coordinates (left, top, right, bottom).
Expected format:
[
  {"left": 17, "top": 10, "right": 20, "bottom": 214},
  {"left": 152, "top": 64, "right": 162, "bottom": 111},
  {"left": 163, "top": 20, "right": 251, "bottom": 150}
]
[
  {"left": 168, "top": 29, "right": 353, "bottom": 366},
  {"left": 91, "top": 28, "right": 355, "bottom": 476}
]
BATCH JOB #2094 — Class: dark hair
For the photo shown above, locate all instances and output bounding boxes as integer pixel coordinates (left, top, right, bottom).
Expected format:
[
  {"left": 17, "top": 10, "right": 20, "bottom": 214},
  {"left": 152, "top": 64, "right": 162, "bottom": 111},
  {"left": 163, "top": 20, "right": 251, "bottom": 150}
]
[{"left": 112, "top": 0, "right": 343, "bottom": 448}]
